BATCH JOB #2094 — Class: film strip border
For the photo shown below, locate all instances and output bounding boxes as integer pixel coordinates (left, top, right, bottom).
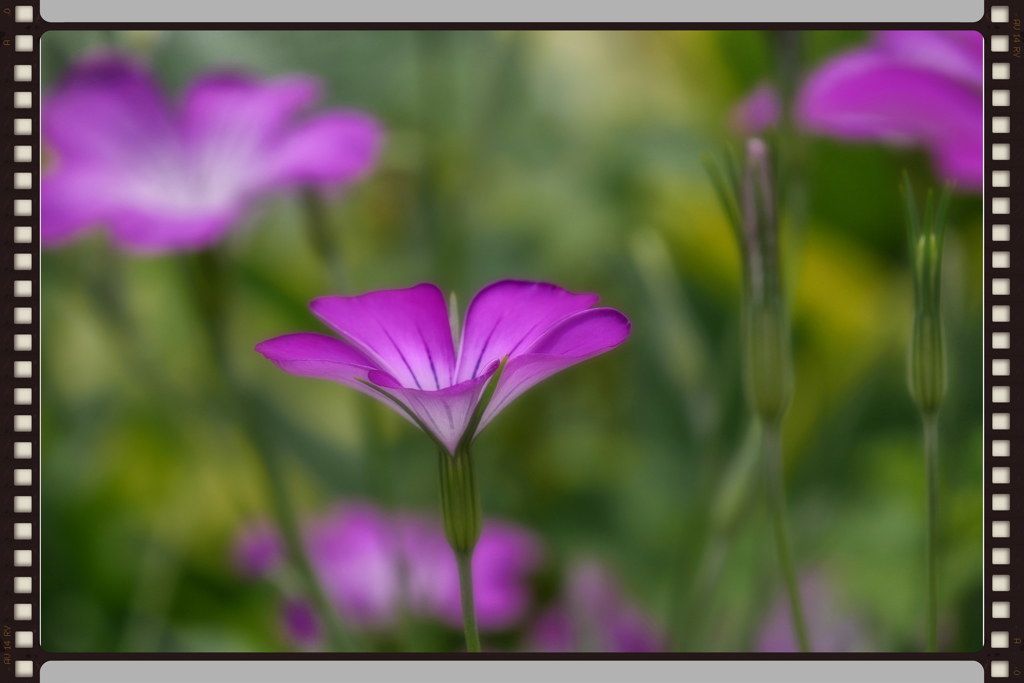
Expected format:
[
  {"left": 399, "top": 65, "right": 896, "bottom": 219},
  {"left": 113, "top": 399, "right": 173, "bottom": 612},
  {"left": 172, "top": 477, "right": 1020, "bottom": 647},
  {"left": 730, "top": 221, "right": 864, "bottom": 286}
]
[
  {"left": 991, "top": 3, "right": 1021, "bottom": 680},
  {"left": 0, "top": 4, "right": 1015, "bottom": 682},
  {"left": 4, "top": 2, "right": 36, "bottom": 680}
]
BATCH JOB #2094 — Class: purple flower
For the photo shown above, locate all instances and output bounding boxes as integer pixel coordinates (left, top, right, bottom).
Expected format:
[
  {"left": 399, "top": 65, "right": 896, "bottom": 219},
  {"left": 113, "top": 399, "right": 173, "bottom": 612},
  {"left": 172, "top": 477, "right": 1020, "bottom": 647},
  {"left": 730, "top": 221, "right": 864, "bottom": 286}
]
[
  {"left": 795, "top": 31, "right": 982, "bottom": 191},
  {"left": 756, "top": 570, "right": 871, "bottom": 652},
  {"left": 234, "top": 502, "right": 543, "bottom": 634},
  {"left": 256, "top": 280, "right": 631, "bottom": 455},
  {"left": 529, "top": 560, "right": 665, "bottom": 652},
  {"left": 400, "top": 515, "right": 543, "bottom": 631},
  {"left": 304, "top": 503, "right": 402, "bottom": 629},
  {"left": 730, "top": 82, "right": 782, "bottom": 136},
  {"left": 233, "top": 521, "right": 284, "bottom": 578},
  {"left": 281, "top": 598, "right": 324, "bottom": 649},
  {"left": 41, "top": 52, "right": 383, "bottom": 252}
]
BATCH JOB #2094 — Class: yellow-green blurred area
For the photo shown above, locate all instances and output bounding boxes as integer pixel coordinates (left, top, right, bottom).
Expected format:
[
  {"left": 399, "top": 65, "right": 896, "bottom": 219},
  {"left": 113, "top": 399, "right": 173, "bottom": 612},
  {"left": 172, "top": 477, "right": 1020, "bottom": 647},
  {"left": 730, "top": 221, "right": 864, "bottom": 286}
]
[{"left": 40, "top": 31, "right": 982, "bottom": 652}]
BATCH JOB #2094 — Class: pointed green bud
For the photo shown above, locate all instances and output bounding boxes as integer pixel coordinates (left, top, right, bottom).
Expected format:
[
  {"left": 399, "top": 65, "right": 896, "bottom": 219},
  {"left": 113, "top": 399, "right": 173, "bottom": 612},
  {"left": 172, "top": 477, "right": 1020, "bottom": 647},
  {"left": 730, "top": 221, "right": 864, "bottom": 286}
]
[
  {"left": 903, "top": 176, "right": 949, "bottom": 418},
  {"left": 438, "top": 445, "right": 482, "bottom": 554},
  {"left": 738, "top": 138, "right": 792, "bottom": 424}
]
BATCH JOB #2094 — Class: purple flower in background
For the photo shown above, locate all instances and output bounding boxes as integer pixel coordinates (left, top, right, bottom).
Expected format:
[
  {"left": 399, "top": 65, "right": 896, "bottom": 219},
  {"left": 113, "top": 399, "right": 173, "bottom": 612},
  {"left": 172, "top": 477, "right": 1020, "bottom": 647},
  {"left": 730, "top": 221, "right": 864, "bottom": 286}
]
[
  {"left": 529, "top": 560, "right": 665, "bottom": 652},
  {"left": 233, "top": 522, "right": 284, "bottom": 578},
  {"left": 41, "top": 53, "right": 383, "bottom": 252},
  {"left": 281, "top": 598, "right": 323, "bottom": 650},
  {"left": 400, "top": 516, "right": 543, "bottom": 631},
  {"left": 730, "top": 82, "right": 782, "bottom": 137},
  {"left": 235, "top": 501, "right": 543, "bottom": 640},
  {"left": 756, "top": 570, "right": 872, "bottom": 652},
  {"left": 256, "top": 280, "right": 631, "bottom": 455},
  {"left": 796, "top": 31, "right": 983, "bottom": 191},
  {"left": 304, "top": 503, "right": 402, "bottom": 628}
]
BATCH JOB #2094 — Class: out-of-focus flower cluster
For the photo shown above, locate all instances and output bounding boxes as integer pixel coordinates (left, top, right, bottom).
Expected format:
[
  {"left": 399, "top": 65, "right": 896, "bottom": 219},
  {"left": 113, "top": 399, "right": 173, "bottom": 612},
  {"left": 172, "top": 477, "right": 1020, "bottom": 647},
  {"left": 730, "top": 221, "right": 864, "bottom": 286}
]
[
  {"left": 234, "top": 502, "right": 543, "bottom": 644},
  {"left": 528, "top": 560, "right": 666, "bottom": 652},
  {"left": 756, "top": 570, "right": 872, "bottom": 652},
  {"left": 234, "top": 503, "right": 665, "bottom": 652}
]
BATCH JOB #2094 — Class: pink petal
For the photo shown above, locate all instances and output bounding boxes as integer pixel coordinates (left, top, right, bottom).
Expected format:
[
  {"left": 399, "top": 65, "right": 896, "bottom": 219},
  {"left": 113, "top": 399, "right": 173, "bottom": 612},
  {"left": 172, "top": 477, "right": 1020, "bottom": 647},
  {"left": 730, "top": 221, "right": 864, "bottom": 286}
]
[
  {"left": 181, "top": 73, "right": 321, "bottom": 156},
  {"left": 105, "top": 204, "right": 246, "bottom": 253},
  {"left": 366, "top": 360, "right": 500, "bottom": 454},
  {"left": 796, "top": 48, "right": 982, "bottom": 190},
  {"left": 255, "top": 332, "right": 387, "bottom": 403},
  {"left": 42, "top": 52, "right": 176, "bottom": 166},
  {"left": 266, "top": 111, "right": 384, "bottom": 190},
  {"left": 730, "top": 83, "right": 782, "bottom": 136},
  {"left": 477, "top": 308, "right": 631, "bottom": 434},
  {"left": 875, "top": 30, "right": 983, "bottom": 91},
  {"left": 311, "top": 284, "right": 458, "bottom": 392},
  {"left": 40, "top": 166, "right": 120, "bottom": 247},
  {"left": 455, "top": 280, "right": 599, "bottom": 384},
  {"left": 304, "top": 504, "right": 401, "bottom": 628}
]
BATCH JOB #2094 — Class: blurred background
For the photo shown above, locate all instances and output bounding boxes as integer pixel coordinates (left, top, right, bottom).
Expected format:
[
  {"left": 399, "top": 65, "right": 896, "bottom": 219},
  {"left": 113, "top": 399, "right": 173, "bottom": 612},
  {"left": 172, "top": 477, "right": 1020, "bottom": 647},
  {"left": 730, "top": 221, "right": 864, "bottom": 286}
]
[{"left": 40, "top": 30, "right": 982, "bottom": 653}]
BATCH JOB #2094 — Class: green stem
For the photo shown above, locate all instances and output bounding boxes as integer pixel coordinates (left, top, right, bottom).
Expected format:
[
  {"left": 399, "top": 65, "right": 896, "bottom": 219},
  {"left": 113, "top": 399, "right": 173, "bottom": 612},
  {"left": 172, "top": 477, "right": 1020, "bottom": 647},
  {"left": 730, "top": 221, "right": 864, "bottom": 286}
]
[
  {"left": 762, "top": 420, "right": 810, "bottom": 653},
  {"left": 455, "top": 550, "right": 481, "bottom": 653},
  {"left": 923, "top": 413, "right": 939, "bottom": 652},
  {"left": 301, "top": 190, "right": 347, "bottom": 293},
  {"left": 247, "top": 417, "right": 356, "bottom": 653},
  {"left": 179, "top": 253, "right": 357, "bottom": 652}
]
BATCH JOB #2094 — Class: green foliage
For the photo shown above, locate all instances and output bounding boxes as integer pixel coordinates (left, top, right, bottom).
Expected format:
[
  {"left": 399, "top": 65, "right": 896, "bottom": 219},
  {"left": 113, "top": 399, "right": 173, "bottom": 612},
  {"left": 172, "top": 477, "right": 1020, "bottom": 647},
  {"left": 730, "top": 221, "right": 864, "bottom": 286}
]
[{"left": 41, "top": 30, "right": 982, "bottom": 653}]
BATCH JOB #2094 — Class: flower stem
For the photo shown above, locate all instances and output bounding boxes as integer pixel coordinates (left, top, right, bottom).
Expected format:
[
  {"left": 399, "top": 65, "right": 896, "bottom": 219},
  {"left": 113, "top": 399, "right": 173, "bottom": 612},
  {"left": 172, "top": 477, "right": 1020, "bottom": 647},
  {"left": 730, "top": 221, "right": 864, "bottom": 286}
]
[
  {"left": 301, "top": 190, "right": 347, "bottom": 293},
  {"left": 455, "top": 549, "right": 481, "bottom": 653},
  {"left": 246, "top": 417, "right": 356, "bottom": 653},
  {"left": 437, "top": 445, "right": 483, "bottom": 653},
  {"left": 179, "top": 253, "right": 356, "bottom": 652},
  {"left": 762, "top": 420, "right": 810, "bottom": 653},
  {"left": 923, "top": 413, "right": 939, "bottom": 652}
]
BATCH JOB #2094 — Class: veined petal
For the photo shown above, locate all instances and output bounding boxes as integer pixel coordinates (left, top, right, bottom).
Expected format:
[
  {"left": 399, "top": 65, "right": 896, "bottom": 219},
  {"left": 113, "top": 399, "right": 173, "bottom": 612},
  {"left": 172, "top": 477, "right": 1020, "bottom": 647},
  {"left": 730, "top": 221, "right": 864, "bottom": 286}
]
[
  {"left": 42, "top": 53, "right": 176, "bottom": 166},
  {"left": 477, "top": 308, "right": 631, "bottom": 434},
  {"left": 455, "top": 280, "right": 599, "bottom": 384},
  {"left": 366, "top": 360, "right": 500, "bottom": 454},
  {"left": 255, "top": 332, "right": 388, "bottom": 402},
  {"left": 265, "top": 111, "right": 384, "bottom": 190},
  {"left": 311, "top": 284, "right": 457, "bottom": 391}
]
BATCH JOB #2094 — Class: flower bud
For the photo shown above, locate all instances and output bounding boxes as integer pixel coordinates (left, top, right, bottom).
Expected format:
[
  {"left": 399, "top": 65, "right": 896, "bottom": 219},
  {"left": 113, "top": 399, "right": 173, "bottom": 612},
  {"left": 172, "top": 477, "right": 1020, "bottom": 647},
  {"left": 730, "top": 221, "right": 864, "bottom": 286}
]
[
  {"left": 908, "top": 310, "right": 946, "bottom": 416},
  {"left": 438, "top": 446, "right": 482, "bottom": 554},
  {"left": 743, "top": 300, "right": 793, "bottom": 424},
  {"left": 902, "top": 177, "right": 948, "bottom": 418},
  {"left": 739, "top": 139, "right": 793, "bottom": 425}
]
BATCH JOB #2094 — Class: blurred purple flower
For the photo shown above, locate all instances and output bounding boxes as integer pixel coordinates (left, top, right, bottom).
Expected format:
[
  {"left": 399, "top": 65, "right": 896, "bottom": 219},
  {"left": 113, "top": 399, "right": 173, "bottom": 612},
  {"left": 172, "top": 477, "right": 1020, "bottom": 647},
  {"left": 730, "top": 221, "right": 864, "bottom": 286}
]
[
  {"left": 756, "top": 570, "right": 871, "bottom": 652},
  {"left": 256, "top": 280, "right": 631, "bottom": 455},
  {"left": 400, "top": 515, "right": 543, "bottom": 631},
  {"left": 235, "top": 501, "right": 543, "bottom": 640},
  {"left": 233, "top": 521, "right": 284, "bottom": 578},
  {"left": 304, "top": 503, "right": 402, "bottom": 629},
  {"left": 529, "top": 560, "right": 665, "bottom": 652},
  {"left": 730, "top": 82, "right": 781, "bottom": 136},
  {"left": 795, "top": 31, "right": 982, "bottom": 191},
  {"left": 41, "top": 52, "right": 383, "bottom": 253},
  {"left": 281, "top": 598, "right": 323, "bottom": 649}
]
